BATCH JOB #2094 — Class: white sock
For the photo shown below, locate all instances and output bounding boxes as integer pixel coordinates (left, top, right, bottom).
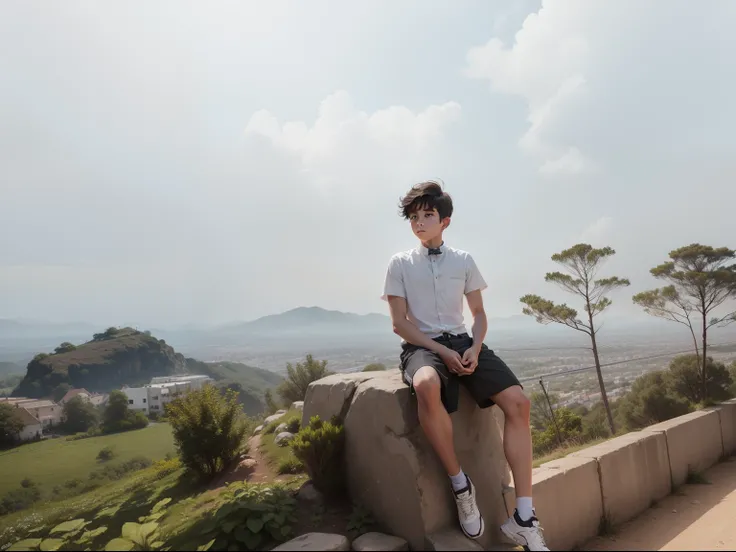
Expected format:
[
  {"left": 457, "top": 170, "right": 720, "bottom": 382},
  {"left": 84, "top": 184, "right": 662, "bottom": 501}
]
[
  {"left": 449, "top": 469, "right": 467, "bottom": 492},
  {"left": 516, "top": 496, "right": 534, "bottom": 521}
]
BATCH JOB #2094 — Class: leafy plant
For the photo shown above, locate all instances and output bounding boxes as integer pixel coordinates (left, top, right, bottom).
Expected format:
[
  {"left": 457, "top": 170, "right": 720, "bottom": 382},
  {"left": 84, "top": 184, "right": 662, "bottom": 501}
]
[
  {"left": 346, "top": 503, "right": 375, "bottom": 537},
  {"left": 290, "top": 415, "right": 346, "bottom": 498},
  {"left": 277, "top": 457, "right": 304, "bottom": 475},
  {"left": 97, "top": 446, "right": 115, "bottom": 462},
  {"left": 198, "top": 483, "right": 298, "bottom": 551}
]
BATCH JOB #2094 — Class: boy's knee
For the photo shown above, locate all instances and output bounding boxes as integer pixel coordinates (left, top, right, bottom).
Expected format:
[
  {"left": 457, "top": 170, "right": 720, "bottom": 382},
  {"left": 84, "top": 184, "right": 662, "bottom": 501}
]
[
  {"left": 498, "top": 387, "right": 531, "bottom": 421},
  {"left": 413, "top": 367, "right": 441, "bottom": 407}
]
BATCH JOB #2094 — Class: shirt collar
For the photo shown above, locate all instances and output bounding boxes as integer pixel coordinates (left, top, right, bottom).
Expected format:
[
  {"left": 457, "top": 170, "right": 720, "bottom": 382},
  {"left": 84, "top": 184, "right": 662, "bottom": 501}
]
[{"left": 418, "top": 242, "right": 446, "bottom": 256}]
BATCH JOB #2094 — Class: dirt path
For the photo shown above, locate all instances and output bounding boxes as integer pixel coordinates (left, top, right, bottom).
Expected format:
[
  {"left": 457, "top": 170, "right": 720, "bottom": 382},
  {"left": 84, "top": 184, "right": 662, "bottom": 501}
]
[
  {"left": 585, "top": 459, "right": 736, "bottom": 551},
  {"left": 210, "top": 434, "right": 287, "bottom": 489}
]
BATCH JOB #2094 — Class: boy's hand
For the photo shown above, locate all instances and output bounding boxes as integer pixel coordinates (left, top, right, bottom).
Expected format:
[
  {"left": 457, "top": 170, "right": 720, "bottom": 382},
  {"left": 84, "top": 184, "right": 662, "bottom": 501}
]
[
  {"left": 460, "top": 347, "right": 479, "bottom": 374},
  {"left": 438, "top": 347, "right": 466, "bottom": 375}
]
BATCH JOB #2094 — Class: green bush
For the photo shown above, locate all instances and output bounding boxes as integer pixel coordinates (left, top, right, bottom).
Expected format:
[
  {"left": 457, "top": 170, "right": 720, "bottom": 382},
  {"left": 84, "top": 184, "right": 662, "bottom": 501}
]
[
  {"left": 277, "top": 457, "right": 304, "bottom": 475},
  {"left": 89, "top": 456, "right": 152, "bottom": 482},
  {"left": 198, "top": 483, "right": 297, "bottom": 550},
  {"left": 290, "top": 415, "right": 346, "bottom": 498},
  {"left": 0, "top": 485, "right": 41, "bottom": 515},
  {"left": 166, "top": 386, "right": 249, "bottom": 481},
  {"left": 152, "top": 457, "right": 182, "bottom": 480},
  {"left": 285, "top": 416, "right": 300, "bottom": 434},
  {"left": 362, "top": 363, "right": 386, "bottom": 372},
  {"left": 97, "top": 446, "right": 115, "bottom": 462}
]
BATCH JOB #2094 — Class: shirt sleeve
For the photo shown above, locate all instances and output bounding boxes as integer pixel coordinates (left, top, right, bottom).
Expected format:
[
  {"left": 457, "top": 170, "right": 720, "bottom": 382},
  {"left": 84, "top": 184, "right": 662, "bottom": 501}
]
[
  {"left": 380, "top": 256, "right": 406, "bottom": 301},
  {"left": 464, "top": 254, "right": 488, "bottom": 294}
]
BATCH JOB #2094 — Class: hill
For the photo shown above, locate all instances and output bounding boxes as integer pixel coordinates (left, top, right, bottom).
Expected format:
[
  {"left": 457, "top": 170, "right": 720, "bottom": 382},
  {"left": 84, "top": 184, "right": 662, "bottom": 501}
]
[
  {"left": 12, "top": 327, "right": 188, "bottom": 399},
  {"left": 184, "top": 359, "right": 283, "bottom": 415}
]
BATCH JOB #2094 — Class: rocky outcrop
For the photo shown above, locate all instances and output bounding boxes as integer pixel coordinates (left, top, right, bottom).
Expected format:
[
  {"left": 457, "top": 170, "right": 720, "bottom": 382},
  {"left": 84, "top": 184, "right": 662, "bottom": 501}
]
[
  {"left": 352, "top": 532, "right": 409, "bottom": 551},
  {"left": 302, "top": 370, "right": 510, "bottom": 551}
]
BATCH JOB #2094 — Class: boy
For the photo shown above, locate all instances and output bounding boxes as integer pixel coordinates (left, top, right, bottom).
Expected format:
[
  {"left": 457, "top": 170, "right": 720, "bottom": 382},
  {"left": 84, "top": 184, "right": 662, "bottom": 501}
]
[{"left": 381, "top": 181, "right": 548, "bottom": 551}]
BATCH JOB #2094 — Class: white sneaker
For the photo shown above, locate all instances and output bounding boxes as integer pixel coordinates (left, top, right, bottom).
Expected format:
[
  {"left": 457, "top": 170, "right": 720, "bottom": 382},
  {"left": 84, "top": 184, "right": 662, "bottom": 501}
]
[
  {"left": 501, "top": 509, "right": 549, "bottom": 551},
  {"left": 451, "top": 474, "right": 484, "bottom": 539}
]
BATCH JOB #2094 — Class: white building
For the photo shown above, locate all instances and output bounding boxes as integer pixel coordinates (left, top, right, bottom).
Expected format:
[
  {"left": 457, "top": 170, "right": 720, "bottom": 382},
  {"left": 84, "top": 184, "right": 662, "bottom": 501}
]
[{"left": 122, "top": 375, "right": 213, "bottom": 415}]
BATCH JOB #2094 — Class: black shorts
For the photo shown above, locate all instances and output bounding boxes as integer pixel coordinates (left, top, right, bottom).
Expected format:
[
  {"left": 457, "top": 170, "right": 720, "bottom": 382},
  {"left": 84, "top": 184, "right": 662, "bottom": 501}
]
[{"left": 399, "top": 333, "right": 522, "bottom": 414}]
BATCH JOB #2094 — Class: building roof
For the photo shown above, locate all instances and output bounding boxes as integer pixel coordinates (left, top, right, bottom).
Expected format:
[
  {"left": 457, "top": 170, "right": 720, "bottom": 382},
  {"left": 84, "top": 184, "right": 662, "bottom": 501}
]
[
  {"left": 60, "top": 388, "right": 91, "bottom": 403},
  {"left": 17, "top": 400, "right": 57, "bottom": 409},
  {"left": 14, "top": 407, "right": 41, "bottom": 427}
]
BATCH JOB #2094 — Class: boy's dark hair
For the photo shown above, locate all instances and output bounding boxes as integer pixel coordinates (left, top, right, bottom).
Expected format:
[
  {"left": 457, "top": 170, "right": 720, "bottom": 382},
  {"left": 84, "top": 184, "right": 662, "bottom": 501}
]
[{"left": 398, "top": 180, "right": 453, "bottom": 220}]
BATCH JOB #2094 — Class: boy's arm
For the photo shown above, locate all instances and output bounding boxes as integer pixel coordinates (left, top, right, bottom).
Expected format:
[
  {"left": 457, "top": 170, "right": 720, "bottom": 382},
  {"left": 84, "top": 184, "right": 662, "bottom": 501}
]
[
  {"left": 387, "top": 296, "right": 449, "bottom": 354},
  {"left": 465, "top": 290, "right": 488, "bottom": 353}
]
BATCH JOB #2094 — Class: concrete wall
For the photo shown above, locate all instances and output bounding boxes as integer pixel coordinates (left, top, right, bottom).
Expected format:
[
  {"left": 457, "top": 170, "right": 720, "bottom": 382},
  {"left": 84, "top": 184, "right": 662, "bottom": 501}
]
[{"left": 504, "top": 400, "right": 736, "bottom": 550}]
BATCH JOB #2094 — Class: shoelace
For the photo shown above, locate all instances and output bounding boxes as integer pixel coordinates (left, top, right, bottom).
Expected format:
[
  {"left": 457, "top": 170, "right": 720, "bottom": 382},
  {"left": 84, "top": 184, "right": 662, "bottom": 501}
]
[{"left": 456, "top": 491, "right": 478, "bottom": 519}]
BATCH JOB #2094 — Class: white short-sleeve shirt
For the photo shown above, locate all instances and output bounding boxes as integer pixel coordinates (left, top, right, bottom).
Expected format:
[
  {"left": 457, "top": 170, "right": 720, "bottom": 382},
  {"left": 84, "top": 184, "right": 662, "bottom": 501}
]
[{"left": 381, "top": 243, "right": 487, "bottom": 338}]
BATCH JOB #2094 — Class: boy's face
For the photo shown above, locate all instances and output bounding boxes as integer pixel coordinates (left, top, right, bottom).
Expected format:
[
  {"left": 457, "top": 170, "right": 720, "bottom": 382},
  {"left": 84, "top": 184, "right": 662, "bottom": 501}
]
[{"left": 408, "top": 207, "right": 449, "bottom": 241}]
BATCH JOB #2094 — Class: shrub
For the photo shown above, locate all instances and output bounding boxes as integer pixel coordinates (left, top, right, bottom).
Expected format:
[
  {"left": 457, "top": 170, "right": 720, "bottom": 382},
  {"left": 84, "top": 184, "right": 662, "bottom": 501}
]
[
  {"left": 19, "top": 478, "right": 35, "bottom": 489},
  {"left": 65, "top": 478, "right": 84, "bottom": 489},
  {"left": 262, "top": 412, "right": 300, "bottom": 435},
  {"left": 97, "top": 446, "right": 115, "bottom": 462},
  {"left": 285, "top": 416, "right": 301, "bottom": 434},
  {"left": 166, "top": 386, "right": 249, "bottom": 481},
  {"left": 152, "top": 457, "right": 182, "bottom": 480},
  {"left": 290, "top": 415, "right": 346, "bottom": 498},
  {"left": 277, "top": 354, "right": 332, "bottom": 403},
  {"left": 362, "top": 363, "right": 386, "bottom": 372},
  {"left": 277, "top": 457, "right": 304, "bottom": 475},
  {"left": 0, "top": 485, "right": 41, "bottom": 515},
  {"left": 199, "top": 483, "right": 298, "bottom": 550},
  {"left": 89, "top": 456, "right": 152, "bottom": 482}
]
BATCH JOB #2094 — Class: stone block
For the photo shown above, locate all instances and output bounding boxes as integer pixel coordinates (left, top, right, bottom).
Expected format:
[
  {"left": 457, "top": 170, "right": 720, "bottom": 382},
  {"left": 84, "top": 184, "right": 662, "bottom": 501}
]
[
  {"left": 424, "top": 529, "right": 484, "bottom": 551},
  {"left": 643, "top": 409, "right": 723, "bottom": 486},
  {"left": 713, "top": 399, "right": 736, "bottom": 456},
  {"left": 302, "top": 372, "right": 389, "bottom": 428},
  {"left": 571, "top": 431, "right": 671, "bottom": 525},
  {"left": 351, "top": 532, "right": 408, "bottom": 551},
  {"left": 272, "top": 533, "right": 350, "bottom": 551},
  {"left": 305, "top": 371, "right": 509, "bottom": 551},
  {"left": 505, "top": 456, "right": 602, "bottom": 552},
  {"left": 291, "top": 400, "right": 305, "bottom": 411}
]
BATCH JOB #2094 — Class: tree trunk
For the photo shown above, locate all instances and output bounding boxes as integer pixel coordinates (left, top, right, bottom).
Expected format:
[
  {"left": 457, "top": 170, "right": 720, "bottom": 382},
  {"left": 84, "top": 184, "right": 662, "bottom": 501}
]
[
  {"left": 589, "top": 329, "right": 616, "bottom": 435},
  {"left": 688, "top": 324, "right": 700, "bottom": 359},
  {"left": 701, "top": 311, "right": 708, "bottom": 403}
]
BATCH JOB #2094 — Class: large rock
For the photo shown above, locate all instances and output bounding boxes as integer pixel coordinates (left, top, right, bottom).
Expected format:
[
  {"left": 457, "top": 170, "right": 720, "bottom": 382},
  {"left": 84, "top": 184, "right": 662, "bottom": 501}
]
[
  {"left": 304, "top": 370, "right": 510, "bottom": 551},
  {"left": 275, "top": 432, "right": 295, "bottom": 446},
  {"left": 351, "top": 532, "right": 408, "bottom": 551},
  {"left": 265, "top": 412, "right": 286, "bottom": 425},
  {"left": 291, "top": 401, "right": 305, "bottom": 411},
  {"left": 272, "top": 533, "right": 350, "bottom": 551}
]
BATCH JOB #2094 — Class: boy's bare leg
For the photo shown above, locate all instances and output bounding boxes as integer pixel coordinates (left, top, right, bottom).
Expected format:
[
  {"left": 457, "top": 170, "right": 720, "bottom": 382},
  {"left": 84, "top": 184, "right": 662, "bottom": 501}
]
[
  {"left": 491, "top": 385, "right": 533, "bottom": 499},
  {"left": 412, "top": 366, "right": 460, "bottom": 475},
  {"left": 413, "top": 366, "right": 483, "bottom": 539}
]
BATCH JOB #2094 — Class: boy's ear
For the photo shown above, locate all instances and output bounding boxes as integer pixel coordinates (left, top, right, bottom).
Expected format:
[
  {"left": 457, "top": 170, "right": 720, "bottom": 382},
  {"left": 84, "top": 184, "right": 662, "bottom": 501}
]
[{"left": 441, "top": 217, "right": 451, "bottom": 230}]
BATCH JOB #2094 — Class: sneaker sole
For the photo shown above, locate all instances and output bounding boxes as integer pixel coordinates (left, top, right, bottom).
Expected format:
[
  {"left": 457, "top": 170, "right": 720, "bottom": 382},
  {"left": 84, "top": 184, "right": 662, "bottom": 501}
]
[
  {"left": 500, "top": 523, "right": 528, "bottom": 548},
  {"left": 461, "top": 516, "right": 485, "bottom": 540}
]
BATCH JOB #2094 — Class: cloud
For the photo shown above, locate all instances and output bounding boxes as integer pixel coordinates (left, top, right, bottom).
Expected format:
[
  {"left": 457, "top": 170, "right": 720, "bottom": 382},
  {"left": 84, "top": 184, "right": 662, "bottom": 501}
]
[
  {"left": 580, "top": 216, "right": 613, "bottom": 244},
  {"left": 244, "top": 90, "right": 462, "bottom": 194},
  {"left": 464, "top": 0, "right": 736, "bottom": 176}
]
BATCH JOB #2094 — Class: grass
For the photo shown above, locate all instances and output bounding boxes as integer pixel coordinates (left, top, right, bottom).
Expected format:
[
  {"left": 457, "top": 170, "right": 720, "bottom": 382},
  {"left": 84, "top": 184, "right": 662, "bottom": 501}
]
[
  {"left": 0, "top": 424, "right": 176, "bottom": 495},
  {"left": 532, "top": 436, "right": 610, "bottom": 468},
  {"left": 259, "top": 433, "right": 304, "bottom": 475},
  {"left": 685, "top": 467, "right": 710, "bottom": 485}
]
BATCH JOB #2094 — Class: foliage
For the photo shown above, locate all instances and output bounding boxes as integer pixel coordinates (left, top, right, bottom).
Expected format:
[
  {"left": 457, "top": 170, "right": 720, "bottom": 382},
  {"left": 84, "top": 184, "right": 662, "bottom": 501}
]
[
  {"left": 197, "top": 483, "right": 298, "bottom": 551},
  {"left": 62, "top": 397, "right": 99, "bottom": 434},
  {"left": 263, "top": 412, "right": 300, "bottom": 436},
  {"left": 647, "top": 243, "right": 736, "bottom": 400},
  {"left": 730, "top": 361, "right": 736, "bottom": 397},
  {"left": 96, "top": 447, "right": 115, "bottom": 462},
  {"left": 362, "top": 363, "right": 387, "bottom": 372},
  {"left": 263, "top": 389, "right": 280, "bottom": 416},
  {"left": 51, "top": 384, "right": 72, "bottom": 403},
  {"left": 346, "top": 503, "right": 375, "bottom": 537},
  {"left": 617, "top": 371, "right": 693, "bottom": 430},
  {"left": 290, "top": 416, "right": 346, "bottom": 498},
  {"left": 102, "top": 391, "right": 149, "bottom": 434},
  {"left": 277, "top": 354, "right": 332, "bottom": 404},
  {"left": 668, "top": 354, "right": 733, "bottom": 404},
  {"left": 151, "top": 457, "right": 182, "bottom": 480},
  {"left": 166, "top": 385, "right": 249, "bottom": 481},
  {"left": 521, "top": 244, "right": 630, "bottom": 435},
  {"left": 276, "top": 457, "right": 304, "bottom": 475},
  {"left": 0, "top": 483, "right": 41, "bottom": 516},
  {"left": 633, "top": 286, "right": 700, "bottom": 356},
  {"left": 54, "top": 343, "right": 77, "bottom": 355},
  {"left": 0, "top": 403, "right": 24, "bottom": 447},
  {"left": 531, "top": 407, "right": 584, "bottom": 455}
]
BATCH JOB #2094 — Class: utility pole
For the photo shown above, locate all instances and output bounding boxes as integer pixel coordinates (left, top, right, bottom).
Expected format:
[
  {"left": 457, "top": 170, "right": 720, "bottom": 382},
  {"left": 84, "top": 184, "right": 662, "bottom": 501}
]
[{"left": 539, "top": 378, "right": 563, "bottom": 447}]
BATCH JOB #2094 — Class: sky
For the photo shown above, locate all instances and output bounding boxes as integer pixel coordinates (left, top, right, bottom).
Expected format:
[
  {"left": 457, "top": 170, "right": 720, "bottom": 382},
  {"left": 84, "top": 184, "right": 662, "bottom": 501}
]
[{"left": 1, "top": 0, "right": 735, "bottom": 328}]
